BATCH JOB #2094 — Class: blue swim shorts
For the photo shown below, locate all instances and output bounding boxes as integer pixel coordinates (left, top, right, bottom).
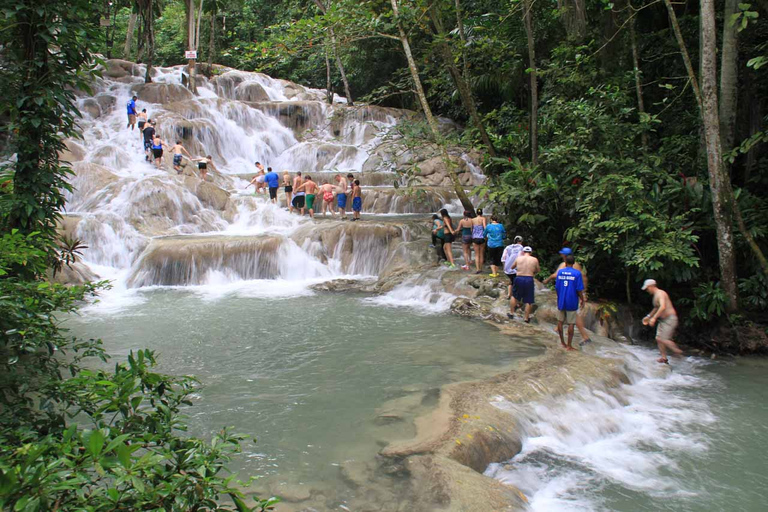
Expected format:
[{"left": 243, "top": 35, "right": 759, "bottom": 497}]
[
  {"left": 337, "top": 193, "right": 347, "bottom": 208},
  {"left": 352, "top": 197, "right": 362, "bottom": 212},
  {"left": 515, "top": 276, "right": 535, "bottom": 304},
  {"left": 173, "top": 154, "right": 182, "bottom": 166}
]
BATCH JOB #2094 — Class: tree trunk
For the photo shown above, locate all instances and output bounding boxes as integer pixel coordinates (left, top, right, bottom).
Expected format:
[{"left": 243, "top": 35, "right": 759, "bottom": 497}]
[
  {"left": 143, "top": 0, "right": 155, "bottom": 83},
  {"left": 454, "top": 0, "right": 470, "bottom": 79},
  {"left": 557, "top": 0, "right": 587, "bottom": 40},
  {"left": 663, "top": 0, "right": 702, "bottom": 108},
  {"left": 390, "top": 0, "right": 475, "bottom": 214},
  {"left": 325, "top": 42, "right": 333, "bottom": 104},
  {"left": 207, "top": 12, "right": 215, "bottom": 71},
  {"left": 628, "top": 3, "right": 648, "bottom": 148},
  {"left": 185, "top": 0, "right": 203, "bottom": 95},
  {"left": 719, "top": 0, "right": 739, "bottom": 152},
  {"left": 124, "top": 11, "right": 137, "bottom": 59},
  {"left": 522, "top": 0, "right": 538, "bottom": 166},
  {"left": 428, "top": 7, "right": 496, "bottom": 157},
  {"left": 700, "top": 0, "right": 739, "bottom": 310}
]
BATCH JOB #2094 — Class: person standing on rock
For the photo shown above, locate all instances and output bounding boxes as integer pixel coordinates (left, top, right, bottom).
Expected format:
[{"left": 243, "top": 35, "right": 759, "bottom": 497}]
[
  {"left": 137, "top": 109, "right": 148, "bottom": 139},
  {"left": 508, "top": 246, "right": 539, "bottom": 323},
  {"left": 142, "top": 121, "right": 156, "bottom": 161},
  {"left": 555, "top": 255, "right": 586, "bottom": 351},
  {"left": 335, "top": 173, "right": 348, "bottom": 219},
  {"left": 502, "top": 235, "right": 524, "bottom": 302},
  {"left": 543, "top": 248, "right": 592, "bottom": 346},
  {"left": 641, "top": 279, "right": 684, "bottom": 364},
  {"left": 283, "top": 172, "right": 293, "bottom": 208},
  {"left": 291, "top": 172, "right": 305, "bottom": 215},
  {"left": 319, "top": 181, "right": 336, "bottom": 217},
  {"left": 471, "top": 209, "right": 487, "bottom": 274},
  {"left": 265, "top": 167, "right": 280, "bottom": 204},
  {"left": 126, "top": 95, "right": 138, "bottom": 130},
  {"left": 296, "top": 175, "right": 318, "bottom": 218},
  {"left": 351, "top": 179, "right": 362, "bottom": 221},
  {"left": 192, "top": 155, "right": 215, "bottom": 181},
  {"left": 432, "top": 214, "right": 448, "bottom": 263},
  {"left": 171, "top": 141, "right": 192, "bottom": 174},
  {"left": 484, "top": 215, "right": 506, "bottom": 278},
  {"left": 246, "top": 165, "right": 266, "bottom": 195},
  {"left": 457, "top": 211, "right": 474, "bottom": 270},
  {"left": 440, "top": 209, "right": 457, "bottom": 269}
]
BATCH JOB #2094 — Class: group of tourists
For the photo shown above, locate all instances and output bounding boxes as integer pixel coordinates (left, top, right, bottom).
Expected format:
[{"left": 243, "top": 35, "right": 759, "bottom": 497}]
[
  {"left": 245, "top": 165, "right": 363, "bottom": 219},
  {"left": 127, "top": 95, "right": 215, "bottom": 179},
  {"left": 433, "top": 211, "right": 682, "bottom": 362}
]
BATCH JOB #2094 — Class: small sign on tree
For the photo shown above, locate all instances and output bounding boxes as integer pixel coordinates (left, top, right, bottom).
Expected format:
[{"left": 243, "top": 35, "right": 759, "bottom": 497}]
[{"left": 185, "top": 50, "right": 198, "bottom": 59}]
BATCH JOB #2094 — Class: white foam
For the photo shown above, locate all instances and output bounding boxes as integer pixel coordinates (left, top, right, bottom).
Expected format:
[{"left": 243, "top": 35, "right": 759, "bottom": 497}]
[
  {"left": 364, "top": 276, "right": 456, "bottom": 315},
  {"left": 485, "top": 345, "right": 717, "bottom": 510}
]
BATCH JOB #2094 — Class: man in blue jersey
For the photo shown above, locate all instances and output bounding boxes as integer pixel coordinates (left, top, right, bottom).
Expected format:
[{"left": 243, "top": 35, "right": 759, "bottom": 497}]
[
  {"left": 126, "top": 95, "right": 138, "bottom": 130},
  {"left": 264, "top": 167, "right": 280, "bottom": 204},
  {"left": 555, "top": 255, "right": 586, "bottom": 351}
]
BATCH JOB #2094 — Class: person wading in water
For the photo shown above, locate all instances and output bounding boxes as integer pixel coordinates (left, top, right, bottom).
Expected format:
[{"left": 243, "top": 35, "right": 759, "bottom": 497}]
[
  {"left": 641, "top": 279, "right": 684, "bottom": 364},
  {"left": 457, "top": 211, "right": 474, "bottom": 270},
  {"left": 543, "top": 247, "right": 592, "bottom": 346},
  {"left": 508, "top": 246, "right": 539, "bottom": 323}
]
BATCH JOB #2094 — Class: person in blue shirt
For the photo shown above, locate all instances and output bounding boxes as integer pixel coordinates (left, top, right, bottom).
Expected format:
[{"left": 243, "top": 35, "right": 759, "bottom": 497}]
[
  {"left": 264, "top": 167, "right": 280, "bottom": 204},
  {"left": 126, "top": 95, "right": 138, "bottom": 130},
  {"left": 555, "top": 255, "right": 586, "bottom": 351},
  {"left": 483, "top": 215, "right": 507, "bottom": 277}
]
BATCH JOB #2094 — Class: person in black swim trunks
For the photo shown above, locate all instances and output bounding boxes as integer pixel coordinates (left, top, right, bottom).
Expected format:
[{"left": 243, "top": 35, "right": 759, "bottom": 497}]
[
  {"left": 192, "top": 155, "right": 215, "bottom": 181},
  {"left": 150, "top": 134, "right": 166, "bottom": 169},
  {"left": 137, "top": 109, "right": 148, "bottom": 139},
  {"left": 440, "top": 208, "right": 457, "bottom": 269},
  {"left": 291, "top": 172, "right": 305, "bottom": 214},
  {"left": 283, "top": 171, "right": 293, "bottom": 208}
]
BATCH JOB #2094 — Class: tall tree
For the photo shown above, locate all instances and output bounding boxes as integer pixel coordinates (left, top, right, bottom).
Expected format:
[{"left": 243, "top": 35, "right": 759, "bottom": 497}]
[
  {"left": 700, "top": 0, "right": 739, "bottom": 310},
  {"left": 522, "top": 0, "right": 538, "bottom": 166},
  {"left": 135, "top": 0, "right": 156, "bottom": 82},
  {"left": 389, "top": 0, "right": 475, "bottom": 213},
  {"left": 557, "top": 0, "right": 587, "bottom": 40},
  {"left": 185, "top": 0, "right": 205, "bottom": 94},
  {"left": 628, "top": 1, "right": 648, "bottom": 148},
  {"left": 312, "top": 0, "right": 354, "bottom": 105},
  {"left": 124, "top": 9, "right": 138, "bottom": 58},
  {"left": 427, "top": 4, "right": 496, "bottom": 157},
  {"left": 719, "top": 0, "right": 740, "bottom": 151}
]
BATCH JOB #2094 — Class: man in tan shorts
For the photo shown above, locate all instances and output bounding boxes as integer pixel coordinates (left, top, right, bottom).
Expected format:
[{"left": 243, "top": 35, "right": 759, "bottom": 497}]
[{"left": 641, "top": 279, "right": 684, "bottom": 363}]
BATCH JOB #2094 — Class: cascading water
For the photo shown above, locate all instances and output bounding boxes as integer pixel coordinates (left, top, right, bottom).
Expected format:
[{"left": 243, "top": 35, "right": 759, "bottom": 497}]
[{"left": 65, "top": 60, "right": 478, "bottom": 302}]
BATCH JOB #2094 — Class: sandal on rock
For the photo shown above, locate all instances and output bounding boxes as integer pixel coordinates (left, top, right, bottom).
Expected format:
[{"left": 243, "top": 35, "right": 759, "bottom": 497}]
[
  {"left": 657, "top": 357, "right": 669, "bottom": 364},
  {"left": 579, "top": 338, "right": 592, "bottom": 346}
]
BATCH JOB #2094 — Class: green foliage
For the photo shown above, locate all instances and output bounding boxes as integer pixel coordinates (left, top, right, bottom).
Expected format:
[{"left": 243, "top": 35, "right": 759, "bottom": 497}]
[
  {"left": 739, "top": 273, "right": 768, "bottom": 311},
  {"left": 681, "top": 282, "right": 729, "bottom": 322}
]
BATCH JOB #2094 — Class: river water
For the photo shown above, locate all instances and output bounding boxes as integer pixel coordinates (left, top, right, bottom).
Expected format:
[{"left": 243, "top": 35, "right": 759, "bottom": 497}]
[{"left": 64, "top": 288, "right": 543, "bottom": 506}]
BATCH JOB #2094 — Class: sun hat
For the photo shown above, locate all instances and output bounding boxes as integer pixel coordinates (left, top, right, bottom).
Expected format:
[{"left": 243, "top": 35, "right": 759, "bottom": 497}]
[
  {"left": 523, "top": 246, "right": 533, "bottom": 253},
  {"left": 559, "top": 247, "right": 573, "bottom": 255},
  {"left": 641, "top": 279, "right": 657, "bottom": 290}
]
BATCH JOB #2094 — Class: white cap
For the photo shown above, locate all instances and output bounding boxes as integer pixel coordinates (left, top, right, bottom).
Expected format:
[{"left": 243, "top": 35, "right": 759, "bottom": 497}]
[
  {"left": 523, "top": 246, "right": 533, "bottom": 253},
  {"left": 641, "top": 279, "right": 657, "bottom": 290},
  {"left": 514, "top": 236, "right": 523, "bottom": 243}
]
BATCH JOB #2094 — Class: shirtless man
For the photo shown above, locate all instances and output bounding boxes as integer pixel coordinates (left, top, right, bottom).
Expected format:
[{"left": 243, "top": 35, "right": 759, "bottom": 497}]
[
  {"left": 508, "top": 246, "right": 540, "bottom": 323},
  {"left": 351, "top": 179, "right": 362, "bottom": 221},
  {"left": 295, "top": 175, "right": 318, "bottom": 218},
  {"left": 171, "top": 140, "right": 192, "bottom": 174},
  {"left": 319, "top": 181, "right": 336, "bottom": 217},
  {"left": 641, "top": 279, "right": 684, "bottom": 364},
  {"left": 137, "top": 109, "right": 148, "bottom": 140},
  {"left": 291, "top": 172, "right": 305, "bottom": 215},
  {"left": 246, "top": 167, "right": 266, "bottom": 194},
  {"left": 543, "top": 247, "right": 592, "bottom": 345},
  {"left": 335, "top": 174, "right": 349, "bottom": 219},
  {"left": 192, "top": 155, "right": 216, "bottom": 181}
]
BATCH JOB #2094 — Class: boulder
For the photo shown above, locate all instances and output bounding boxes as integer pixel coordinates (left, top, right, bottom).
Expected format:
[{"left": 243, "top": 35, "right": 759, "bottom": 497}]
[
  {"left": 248, "top": 101, "right": 325, "bottom": 134},
  {"left": 132, "top": 83, "right": 194, "bottom": 104},
  {"left": 60, "top": 139, "right": 86, "bottom": 163},
  {"left": 48, "top": 261, "right": 98, "bottom": 286},
  {"left": 81, "top": 98, "right": 101, "bottom": 118},
  {"left": 235, "top": 82, "right": 270, "bottom": 102},
  {"left": 95, "top": 93, "right": 116, "bottom": 113},
  {"left": 191, "top": 179, "right": 231, "bottom": 211}
]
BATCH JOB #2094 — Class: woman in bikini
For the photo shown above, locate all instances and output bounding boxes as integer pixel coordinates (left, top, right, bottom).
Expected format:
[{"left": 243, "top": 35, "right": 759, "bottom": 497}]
[
  {"left": 457, "top": 211, "right": 474, "bottom": 271},
  {"left": 150, "top": 134, "right": 165, "bottom": 169},
  {"left": 471, "top": 208, "right": 488, "bottom": 274},
  {"left": 440, "top": 208, "right": 456, "bottom": 269}
]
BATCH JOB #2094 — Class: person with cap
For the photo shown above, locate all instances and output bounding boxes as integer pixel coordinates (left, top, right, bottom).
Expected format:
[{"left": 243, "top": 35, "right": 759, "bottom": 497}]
[
  {"left": 554, "top": 255, "right": 586, "bottom": 351},
  {"left": 544, "top": 247, "right": 592, "bottom": 345},
  {"left": 508, "top": 246, "right": 539, "bottom": 323},
  {"left": 641, "top": 279, "right": 683, "bottom": 364},
  {"left": 502, "top": 235, "right": 525, "bottom": 302}
]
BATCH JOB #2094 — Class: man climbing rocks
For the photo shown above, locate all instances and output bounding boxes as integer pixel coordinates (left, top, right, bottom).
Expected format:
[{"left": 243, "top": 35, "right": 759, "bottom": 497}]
[
  {"left": 142, "top": 120, "right": 156, "bottom": 161},
  {"left": 642, "top": 279, "right": 684, "bottom": 364},
  {"left": 265, "top": 167, "right": 280, "bottom": 204},
  {"left": 171, "top": 141, "right": 192, "bottom": 174},
  {"left": 555, "top": 255, "right": 586, "bottom": 351},
  {"left": 127, "top": 95, "right": 138, "bottom": 130}
]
